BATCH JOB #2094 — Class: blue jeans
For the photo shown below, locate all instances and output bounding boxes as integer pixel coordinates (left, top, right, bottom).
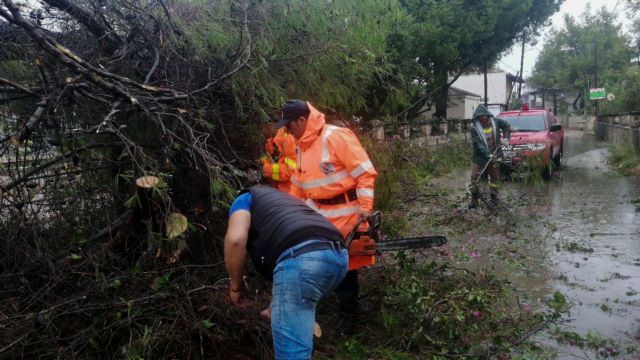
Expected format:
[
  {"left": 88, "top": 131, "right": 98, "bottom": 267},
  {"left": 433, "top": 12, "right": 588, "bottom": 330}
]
[{"left": 271, "top": 239, "right": 349, "bottom": 360}]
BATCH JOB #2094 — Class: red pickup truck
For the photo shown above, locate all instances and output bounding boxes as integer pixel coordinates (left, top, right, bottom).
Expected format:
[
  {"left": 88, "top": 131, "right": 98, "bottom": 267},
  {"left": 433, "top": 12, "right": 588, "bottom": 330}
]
[{"left": 498, "top": 105, "right": 564, "bottom": 179}]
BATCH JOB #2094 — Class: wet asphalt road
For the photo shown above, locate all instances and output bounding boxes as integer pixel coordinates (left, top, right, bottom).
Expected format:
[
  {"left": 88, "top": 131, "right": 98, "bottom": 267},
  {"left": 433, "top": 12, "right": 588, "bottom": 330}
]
[
  {"left": 428, "top": 130, "right": 640, "bottom": 358},
  {"left": 540, "top": 131, "right": 640, "bottom": 358}
]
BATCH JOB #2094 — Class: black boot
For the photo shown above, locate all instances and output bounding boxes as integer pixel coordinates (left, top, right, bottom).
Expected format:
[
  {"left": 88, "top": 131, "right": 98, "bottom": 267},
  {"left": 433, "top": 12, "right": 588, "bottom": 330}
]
[
  {"left": 490, "top": 193, "right": 499, "bottom": 207},
  {"left": 469, "top": 190, "right": 479, "bottom": 209},
  {"left": 335, "top": 270, "right": 361, "bottom": 335}
]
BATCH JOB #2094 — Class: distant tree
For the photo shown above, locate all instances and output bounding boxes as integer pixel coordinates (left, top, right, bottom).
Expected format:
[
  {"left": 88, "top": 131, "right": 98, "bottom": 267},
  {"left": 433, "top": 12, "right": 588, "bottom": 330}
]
[
  {"left": 392, "top": 0, "right": 562, "bottom": 119},
  {"left": 627, "top": 0, "right": 640, "bottom": 13},
  {"left": 529, "top": 7, "right": 633, "bottom": 113},
  {"left": 625, "top": 0, "right": 640, "bottom": 66}
]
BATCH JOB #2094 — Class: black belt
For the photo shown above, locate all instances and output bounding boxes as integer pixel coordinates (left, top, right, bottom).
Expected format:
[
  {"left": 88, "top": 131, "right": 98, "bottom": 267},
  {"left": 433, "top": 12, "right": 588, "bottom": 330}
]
[
  {"left": 316, "top": 189, "right": 358, "bottom": 205},
  {"left": 279, "top": 240, "right": 345, "bottom": 262}
]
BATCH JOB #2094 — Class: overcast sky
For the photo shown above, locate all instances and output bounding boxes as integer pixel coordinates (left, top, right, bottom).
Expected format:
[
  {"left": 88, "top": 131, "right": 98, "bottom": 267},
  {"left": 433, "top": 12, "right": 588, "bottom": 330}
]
[{"left": 500, "top": 0, "right": 628, "bottom": 79}]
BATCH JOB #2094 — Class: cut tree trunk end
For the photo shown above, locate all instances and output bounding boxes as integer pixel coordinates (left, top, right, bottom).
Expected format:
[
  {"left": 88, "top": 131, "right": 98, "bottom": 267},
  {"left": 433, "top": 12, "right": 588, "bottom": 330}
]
[{"left": 136, "top": 175, "right": 161, "bottom": 189}]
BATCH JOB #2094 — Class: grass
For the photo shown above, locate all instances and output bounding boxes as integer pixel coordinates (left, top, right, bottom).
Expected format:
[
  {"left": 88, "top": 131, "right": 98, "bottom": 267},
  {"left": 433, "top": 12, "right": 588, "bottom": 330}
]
[
  {"left": 367, "top": 138, "right": 471, "bottom": 214},
  {"left": 551, "top": 328, "right": 623, "bottom": 357},
  {"left": 608, "top": 143, "right": 640, "bottom": 176},
  {"left": 316, "top": 257, "right": 564, "bottom": 359}
]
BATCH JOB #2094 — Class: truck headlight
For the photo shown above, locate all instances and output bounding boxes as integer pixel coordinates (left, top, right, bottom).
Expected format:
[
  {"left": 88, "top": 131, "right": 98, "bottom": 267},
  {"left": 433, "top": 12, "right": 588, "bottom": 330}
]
[{"left": 525, "top": 143, "right": 546, "bottom": 151}]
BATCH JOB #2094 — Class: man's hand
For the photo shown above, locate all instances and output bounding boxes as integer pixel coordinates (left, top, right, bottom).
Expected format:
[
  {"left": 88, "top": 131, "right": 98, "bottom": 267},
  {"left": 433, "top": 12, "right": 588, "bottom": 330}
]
[
  {"left": 357, "top": 209, "right": 370, "bottom": 218},
  {"left": 229, "top": 287, "right": 250, "bottom": 308},
  {"left": 356, "top": 210, "right": 371, "bottom": 232},
  {"left": 260, "top": 307, "right": 272, "bottom": 320}
]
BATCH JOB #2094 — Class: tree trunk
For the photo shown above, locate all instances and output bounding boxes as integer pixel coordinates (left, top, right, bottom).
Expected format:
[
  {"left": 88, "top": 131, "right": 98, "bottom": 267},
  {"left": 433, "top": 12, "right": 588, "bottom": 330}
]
[{"left": 434, "top": 69, "right": 449, "bottom": 119}]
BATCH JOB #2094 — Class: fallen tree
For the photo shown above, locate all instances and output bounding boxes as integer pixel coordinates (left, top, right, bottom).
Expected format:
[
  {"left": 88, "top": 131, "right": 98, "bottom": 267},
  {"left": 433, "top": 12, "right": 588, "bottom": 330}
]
[{"left": 0, "top": 0, "right": 412, "bottom": 357}]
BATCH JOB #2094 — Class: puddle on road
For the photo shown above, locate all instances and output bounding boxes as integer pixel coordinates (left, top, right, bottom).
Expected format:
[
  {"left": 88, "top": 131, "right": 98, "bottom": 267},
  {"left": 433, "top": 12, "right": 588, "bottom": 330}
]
[{"left": 416, "top": 131, "right": 640, "bottom": 358}]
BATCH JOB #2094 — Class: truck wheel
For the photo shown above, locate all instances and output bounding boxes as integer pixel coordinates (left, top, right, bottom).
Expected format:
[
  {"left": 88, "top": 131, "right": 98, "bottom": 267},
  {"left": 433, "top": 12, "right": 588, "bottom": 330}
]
[
  {"left": 500, "top": 164, "right": 512, "bottom": 181},
  {"left": 541, "top": 152, "right": 553, "bottom": 180},
  {"left": 552, "top": 143, "right": 563, "bottom": 168}
]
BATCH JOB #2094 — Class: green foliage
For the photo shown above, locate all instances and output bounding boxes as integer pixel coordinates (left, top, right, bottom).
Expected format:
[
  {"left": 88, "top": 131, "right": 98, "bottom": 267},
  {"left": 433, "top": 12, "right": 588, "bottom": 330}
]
[
  {"left": 513, "top": 161, "right": 549, "bottom": 185},
  {"left": 210, "top": 175, "right": 235, "bottom": 212},
  {"left": 394, "top": 0, "right": 561, "bottom": 116},
  {"left": 552, "top": 329, "right": 619, "bottom": 354},
  {"left": 0, "top": 59, "right": 39, "bottom": 83},
  {"left": 366, "top": 137, "right": 469, "bottom": 239},
  {"left": 605, "top": 66, "right": 640, "bottom": 112},
  {"left": 608, "top": 143, "right": 640, "bottom": 175},
  {"left": 547, "top": 290, "right": 568, "bottom": 313},
  {"left": 333, "top": 257, "right": 557, "bottom": 358},
  {"left": 401, "top": 140, "right": 471, "bottom": 190},
  {"left": 365, "top": 139, "right": 404, "bottom": 213},
  {"left": 151, "top": 273, "right": 171, "bottom": 291},
  {"left": 204, "top": 0, "right": 417, "bottom": 121},
  {"left": 530, "top": 7, "right": 633, "bottom": 113}
]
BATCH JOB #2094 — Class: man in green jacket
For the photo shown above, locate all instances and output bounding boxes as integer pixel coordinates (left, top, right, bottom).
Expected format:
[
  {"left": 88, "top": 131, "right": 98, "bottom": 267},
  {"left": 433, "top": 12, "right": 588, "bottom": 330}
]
[{"left": 469, "top": 105, "right": 511, "bottom": 208}]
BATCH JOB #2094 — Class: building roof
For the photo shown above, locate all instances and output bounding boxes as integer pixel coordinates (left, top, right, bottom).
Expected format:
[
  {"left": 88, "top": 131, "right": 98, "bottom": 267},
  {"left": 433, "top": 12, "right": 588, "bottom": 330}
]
[
  {"left": 506, "top": 73, "right": 524, "bottom": 83},
  {"left": 449, "top": 86, "right": 481, "bottom": 98}
]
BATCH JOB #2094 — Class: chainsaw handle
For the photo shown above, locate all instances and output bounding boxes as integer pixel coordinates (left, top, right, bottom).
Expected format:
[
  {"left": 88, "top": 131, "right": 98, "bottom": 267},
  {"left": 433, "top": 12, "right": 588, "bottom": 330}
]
[
  {"left": 345, "top": 210, "right": 382, "bottom": 248},
  {"left": 345, "top": 216, "right": 366, "bottom": 248}
]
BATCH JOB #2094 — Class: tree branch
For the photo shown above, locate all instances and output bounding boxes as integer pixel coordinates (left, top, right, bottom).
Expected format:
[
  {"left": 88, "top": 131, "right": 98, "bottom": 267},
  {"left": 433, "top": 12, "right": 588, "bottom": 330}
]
[
  {"left": 0, "top": 76, "right": 36, "bottom": 95},
  {"left": 41, "top": 0, "right": 121, "bottom": 53},
  {"left": 17, "top": 98, "right": 48, "bottom": 142},
  {"left": 0, "top": 143, "right": 108, "bottom": 194}
]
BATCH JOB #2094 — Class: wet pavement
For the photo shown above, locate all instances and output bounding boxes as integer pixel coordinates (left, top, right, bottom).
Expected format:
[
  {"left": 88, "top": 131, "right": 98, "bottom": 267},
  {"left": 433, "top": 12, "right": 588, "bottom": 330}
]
[
  {"left": 426, "top": 130, "right": 640, "bottom": 358},
  {"left": 541, "top": 132, "right": 640, "bottom": 358}
]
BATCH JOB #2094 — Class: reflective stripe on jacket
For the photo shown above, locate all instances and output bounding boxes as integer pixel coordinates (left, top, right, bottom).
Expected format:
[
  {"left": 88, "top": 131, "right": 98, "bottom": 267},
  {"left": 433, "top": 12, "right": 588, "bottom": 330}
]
[
  {"left": 289, "top": 102, "right": 377, "bottom": 270},
  {"left": 262, "top": 128, "right": 297, "bottom": 192},
  {"left": 470, "top": 118, "right": 511, "bottom": 166}
]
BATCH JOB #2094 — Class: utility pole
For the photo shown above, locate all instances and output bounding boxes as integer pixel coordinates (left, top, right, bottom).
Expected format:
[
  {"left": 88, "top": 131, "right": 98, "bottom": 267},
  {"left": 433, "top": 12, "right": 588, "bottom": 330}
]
[
  {"left": 483, "top": 61, "right": 488, "bottom": 106},
  {"left": 518, "top": 33, "right": 526, "bottom": 99},
  {"left": 594, "top": 42, "right": 599, "bottom": 113}
]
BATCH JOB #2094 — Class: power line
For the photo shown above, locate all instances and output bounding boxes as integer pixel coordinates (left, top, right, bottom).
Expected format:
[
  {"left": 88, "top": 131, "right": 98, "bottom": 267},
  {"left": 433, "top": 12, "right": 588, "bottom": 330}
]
[
  {"left": 498, "top": 60, "right": 518, "bottom": 73},
  {"left": 612, "top": 0, "right": 621, "bottom": 14}
]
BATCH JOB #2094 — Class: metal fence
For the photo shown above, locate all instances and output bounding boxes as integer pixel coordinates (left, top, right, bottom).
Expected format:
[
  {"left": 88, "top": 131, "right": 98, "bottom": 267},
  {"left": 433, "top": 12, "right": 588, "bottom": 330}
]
[{"left": 595, "top": 121, "right": 640, "bottom": 152}]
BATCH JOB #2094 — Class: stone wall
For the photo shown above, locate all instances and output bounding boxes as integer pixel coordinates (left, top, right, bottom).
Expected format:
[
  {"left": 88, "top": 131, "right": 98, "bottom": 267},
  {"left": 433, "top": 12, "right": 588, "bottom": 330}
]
[
  {"left": 596, "top": 112, "right": 640, "bottom": 152},
  {"left": 559, "top": 114, "right": 592, "bottom": 131},
  {"left": 370, "top": 118, "right": 472, "bottom": 147}
]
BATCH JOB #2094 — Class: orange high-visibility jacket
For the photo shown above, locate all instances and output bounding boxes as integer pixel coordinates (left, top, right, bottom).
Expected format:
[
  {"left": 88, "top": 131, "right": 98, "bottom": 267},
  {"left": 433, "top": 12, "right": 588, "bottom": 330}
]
[
  {"left": 262, "top": 128, "right": 297, "bottom": 192},
  {"left": 289, "top": 102, "right": 377, "bottom": 270}
]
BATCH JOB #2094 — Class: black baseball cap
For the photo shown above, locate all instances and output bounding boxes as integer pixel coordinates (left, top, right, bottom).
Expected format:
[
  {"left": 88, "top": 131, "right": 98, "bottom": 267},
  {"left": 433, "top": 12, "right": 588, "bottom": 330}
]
[{"left": 273, "top": 99, "right": 310, "bottom": 129}]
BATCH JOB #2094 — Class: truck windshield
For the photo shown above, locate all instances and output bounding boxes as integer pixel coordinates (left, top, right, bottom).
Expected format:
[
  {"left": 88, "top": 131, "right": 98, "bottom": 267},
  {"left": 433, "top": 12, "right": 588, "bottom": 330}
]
[{"left": 502, "top": 115, "right": 546, "bottom": 132}]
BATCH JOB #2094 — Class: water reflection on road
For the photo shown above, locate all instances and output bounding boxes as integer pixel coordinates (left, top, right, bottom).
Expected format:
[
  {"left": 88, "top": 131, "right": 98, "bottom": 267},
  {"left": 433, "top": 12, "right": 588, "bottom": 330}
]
[
  {"left": 431, "top": 130, "right": 640, "bottom": 358},
  {"left": 543, "top": 132, "right": 640, "bottom": 358}
]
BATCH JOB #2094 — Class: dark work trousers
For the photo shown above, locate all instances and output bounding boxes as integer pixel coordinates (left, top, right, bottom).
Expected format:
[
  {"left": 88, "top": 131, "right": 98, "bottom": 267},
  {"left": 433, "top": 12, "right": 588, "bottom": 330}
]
[
  {"left": 470, "top": 162, "right": 500, "bottom": 203},
  {"left": 335, "top": 269, "right": 359, "bottom": 314}
]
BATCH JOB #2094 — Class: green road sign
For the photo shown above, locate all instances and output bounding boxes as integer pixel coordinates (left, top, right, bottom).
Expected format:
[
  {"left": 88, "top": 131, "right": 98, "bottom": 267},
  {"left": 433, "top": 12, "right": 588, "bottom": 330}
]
[{"left": 590, "top": 88, "right": 606, "bottom": 100}]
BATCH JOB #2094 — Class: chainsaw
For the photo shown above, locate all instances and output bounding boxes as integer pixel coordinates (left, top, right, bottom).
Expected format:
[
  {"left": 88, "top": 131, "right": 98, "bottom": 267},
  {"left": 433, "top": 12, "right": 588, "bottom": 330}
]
[{"left": 345, "top": 211, "right": 447, "bottom": 256}]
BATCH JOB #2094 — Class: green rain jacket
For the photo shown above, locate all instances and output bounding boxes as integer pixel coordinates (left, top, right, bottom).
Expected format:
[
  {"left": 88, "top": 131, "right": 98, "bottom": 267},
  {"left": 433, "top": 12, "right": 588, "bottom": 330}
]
[{"left": 470, "top": 105, "right": 511, "bottom": 166}]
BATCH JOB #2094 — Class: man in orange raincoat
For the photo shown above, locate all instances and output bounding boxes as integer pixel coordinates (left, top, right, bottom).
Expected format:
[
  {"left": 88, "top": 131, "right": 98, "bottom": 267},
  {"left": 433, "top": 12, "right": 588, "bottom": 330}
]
[
  {"left": 273, "top": 99, "right": 377, "bottom": 324},
  {"left": 262, "top": 127, "right": 297, "bottom": 192}
]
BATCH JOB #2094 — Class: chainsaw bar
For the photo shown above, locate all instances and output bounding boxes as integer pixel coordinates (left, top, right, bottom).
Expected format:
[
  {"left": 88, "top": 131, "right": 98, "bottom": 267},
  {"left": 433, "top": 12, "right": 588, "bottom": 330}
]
[{"left": 375, "top": 236, "right": 447, "bottom": 252}]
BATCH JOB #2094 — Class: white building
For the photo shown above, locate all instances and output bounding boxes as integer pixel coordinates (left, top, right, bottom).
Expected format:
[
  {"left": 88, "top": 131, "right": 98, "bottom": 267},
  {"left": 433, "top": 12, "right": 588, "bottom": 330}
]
[
  {"left": 421, "top": 87, "right": 481, "bottom": 119},
  {"left": 451, "top": 69, "right": 520, "bottom": 116}
]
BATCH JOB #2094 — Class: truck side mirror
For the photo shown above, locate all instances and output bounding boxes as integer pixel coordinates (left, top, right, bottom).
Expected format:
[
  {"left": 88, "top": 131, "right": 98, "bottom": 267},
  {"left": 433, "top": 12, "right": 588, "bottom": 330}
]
[{"left": 550, "top": 124, "right": 562, "bottom": 132}]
